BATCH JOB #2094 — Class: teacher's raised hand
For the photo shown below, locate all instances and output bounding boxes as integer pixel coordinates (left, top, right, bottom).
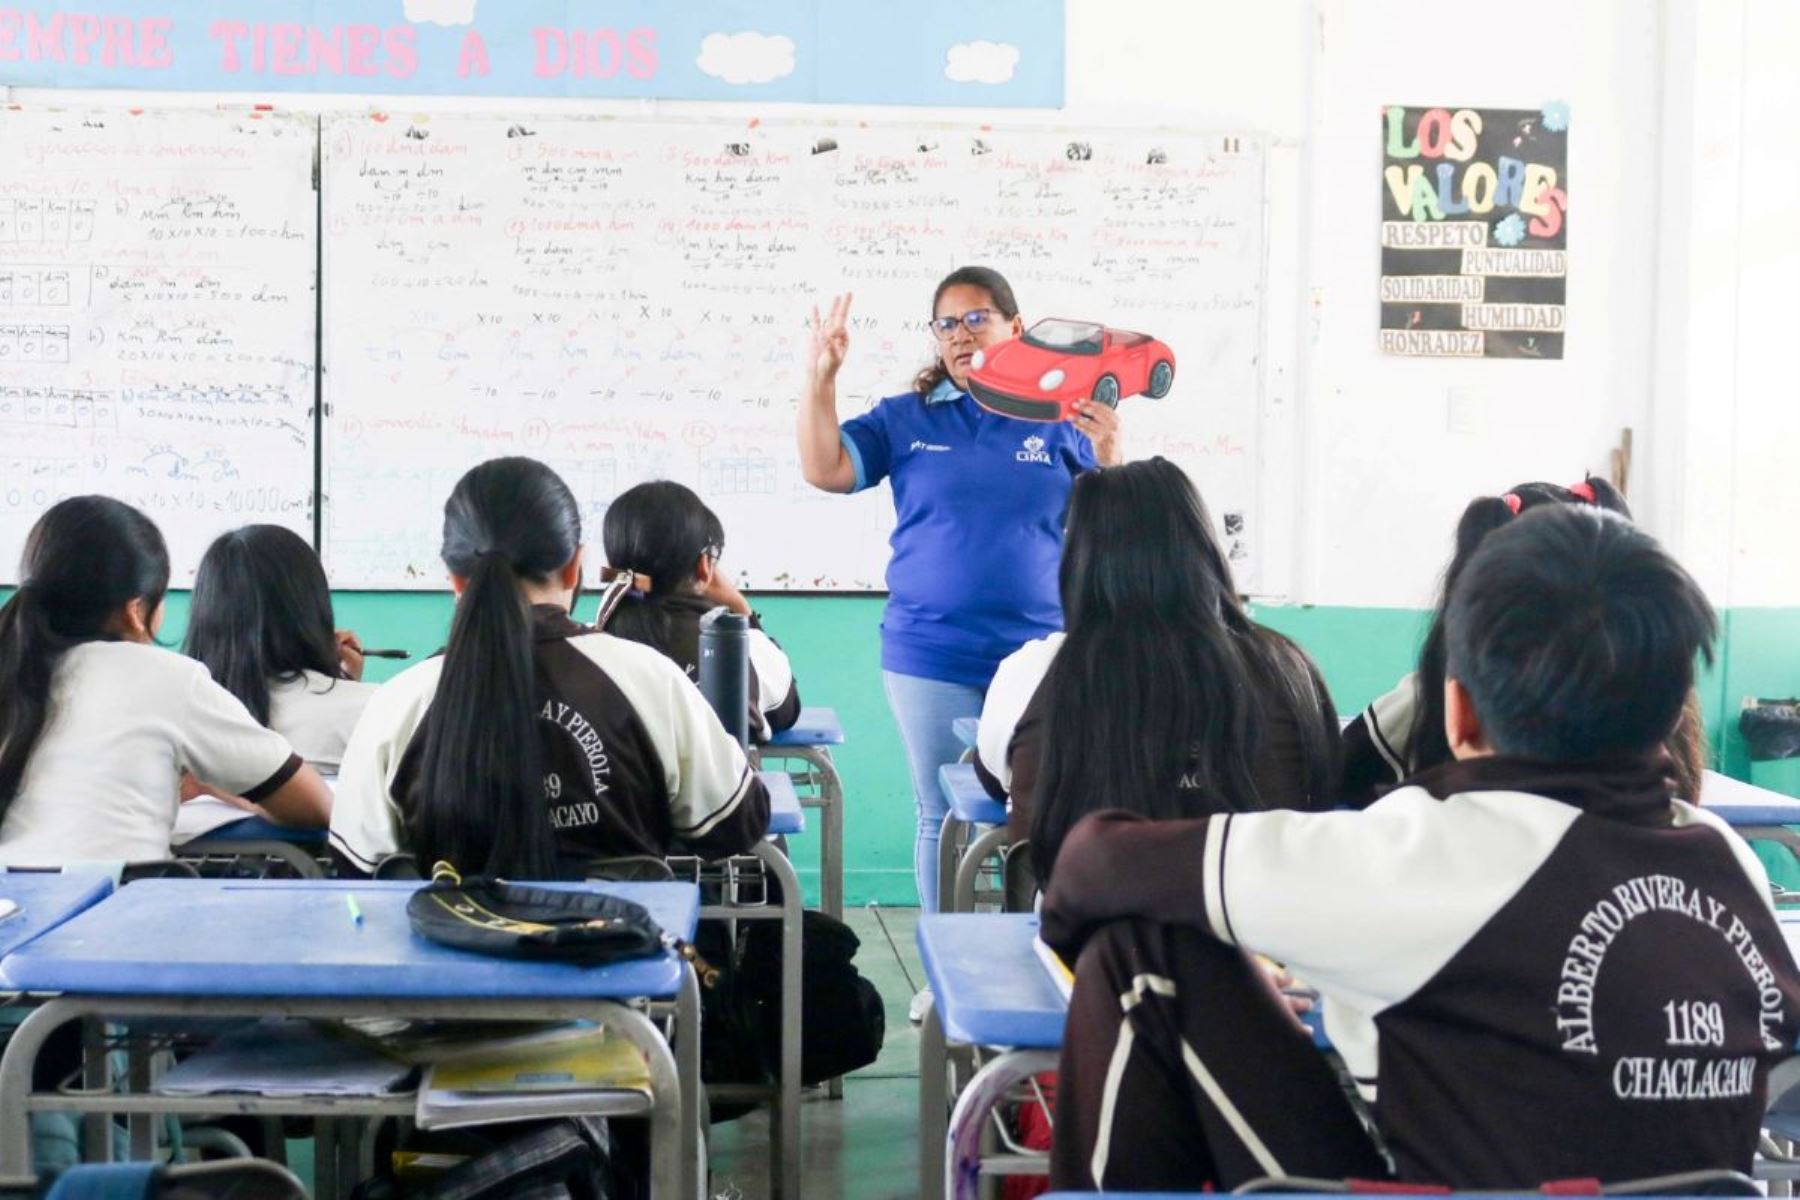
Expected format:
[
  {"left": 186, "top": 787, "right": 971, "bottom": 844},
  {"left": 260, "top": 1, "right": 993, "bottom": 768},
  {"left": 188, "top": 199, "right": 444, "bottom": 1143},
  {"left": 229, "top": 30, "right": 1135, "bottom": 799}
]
[
  {"left": 811, "top": 292, "right": 853, "bottom": 383},
  {"left": 797, "top": 292, "right": 859, "bottom": 493}
]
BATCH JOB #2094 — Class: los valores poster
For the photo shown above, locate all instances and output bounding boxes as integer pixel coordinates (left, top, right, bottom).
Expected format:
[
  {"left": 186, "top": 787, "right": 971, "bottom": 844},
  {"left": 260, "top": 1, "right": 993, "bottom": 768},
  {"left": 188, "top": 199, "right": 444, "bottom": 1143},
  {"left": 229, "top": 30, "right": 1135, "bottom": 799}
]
[{"left": 1379, "top": 104, "right": 1568, "bottom": 359}]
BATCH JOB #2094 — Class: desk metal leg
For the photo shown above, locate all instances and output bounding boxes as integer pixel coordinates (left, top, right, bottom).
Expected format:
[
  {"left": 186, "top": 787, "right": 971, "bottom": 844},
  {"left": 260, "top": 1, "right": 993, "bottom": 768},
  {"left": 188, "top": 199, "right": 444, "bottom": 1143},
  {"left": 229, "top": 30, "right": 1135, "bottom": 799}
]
[
  {"left": 945, "top": 1049, "right": 1058, "bottom": 1200},
  {"left": 937, "top": 815, "right": 965, "bottom": 915},
  {"left": 760, "top": 746, "right": 845, "bottom": 921},
  {"left": 760, "top": 843, "right": 804, "bottom": 1200},
  {"left": 676, "top": 964, "right": 703, "bottom": 1200},
  {"left": 919, "top": 999, "right": 947, "bottom": 1200},
  {"left": 80, "top": 1018, "right": 108, "bottom": 1164},
  {"left": 952, "top": 826, "right": 1012, "bottom": 914}
]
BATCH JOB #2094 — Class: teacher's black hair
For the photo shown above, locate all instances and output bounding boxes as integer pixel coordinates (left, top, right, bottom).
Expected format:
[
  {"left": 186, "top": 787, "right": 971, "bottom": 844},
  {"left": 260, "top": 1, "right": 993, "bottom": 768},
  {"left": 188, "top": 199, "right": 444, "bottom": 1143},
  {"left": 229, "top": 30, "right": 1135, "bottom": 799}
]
[
  {"left": 1029, "top": 458, "right": 1339, "bottom": 884},
  {"left": 0, "top": 496, "right": 170, "bottom": 816},
  {"left": 912, "top": 265, "right": 1020, "bottom": 396},
  {"left": 185, "top": 524, "right": 347, "bottom": 726},
  {"left": 409, "top": 456, "right": 579, "bottom": 879}
]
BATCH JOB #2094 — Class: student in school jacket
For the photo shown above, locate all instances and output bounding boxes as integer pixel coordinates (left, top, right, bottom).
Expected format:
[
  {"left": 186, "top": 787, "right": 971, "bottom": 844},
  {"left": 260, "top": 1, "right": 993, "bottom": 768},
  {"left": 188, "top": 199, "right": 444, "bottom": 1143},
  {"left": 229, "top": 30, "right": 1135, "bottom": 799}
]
[
  {"left": 330, "top": 605, "right": 770, "bottom": 876},
  {"left": 605, "top": 589, "right": 801, "bottom": 743},
  {"left": 1041, "top": 506, "right": 1800, "bottom": 1191}
]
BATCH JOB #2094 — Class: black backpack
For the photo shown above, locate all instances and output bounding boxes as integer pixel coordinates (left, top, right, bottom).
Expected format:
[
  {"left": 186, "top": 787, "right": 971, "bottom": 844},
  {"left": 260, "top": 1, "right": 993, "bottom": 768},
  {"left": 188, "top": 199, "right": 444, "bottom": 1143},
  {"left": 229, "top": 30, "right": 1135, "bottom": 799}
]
[{"left": 740, "top": 910, "right": 886, "bottom": 1085}]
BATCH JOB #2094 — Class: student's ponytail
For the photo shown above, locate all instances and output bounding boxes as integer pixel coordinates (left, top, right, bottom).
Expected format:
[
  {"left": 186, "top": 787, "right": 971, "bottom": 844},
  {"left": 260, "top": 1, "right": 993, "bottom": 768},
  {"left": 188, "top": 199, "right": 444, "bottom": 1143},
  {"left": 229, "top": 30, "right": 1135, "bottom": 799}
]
[
  {"left": 0, "top": 497, "right": 170, "bottom": 817},
  {"left": 409, "top": 458, "right": 580, "bottom": 879},
  {"left": 601, "top": 481, "right": 725, "bottom": 644}
]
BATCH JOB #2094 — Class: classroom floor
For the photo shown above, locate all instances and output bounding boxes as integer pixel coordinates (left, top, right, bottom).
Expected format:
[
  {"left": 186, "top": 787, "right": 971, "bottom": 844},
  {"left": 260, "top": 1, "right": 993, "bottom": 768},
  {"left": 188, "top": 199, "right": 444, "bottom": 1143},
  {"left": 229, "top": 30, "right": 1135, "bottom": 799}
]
[{"left": 708, "top": 904, "right": 928, "bottom": 1200}]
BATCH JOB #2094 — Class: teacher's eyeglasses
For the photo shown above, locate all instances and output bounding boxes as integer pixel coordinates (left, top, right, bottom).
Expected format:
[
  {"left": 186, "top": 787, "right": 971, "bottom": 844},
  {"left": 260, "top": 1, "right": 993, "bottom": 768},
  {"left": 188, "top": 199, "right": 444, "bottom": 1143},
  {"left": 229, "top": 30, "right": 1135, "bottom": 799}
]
[{"left": 929, "top": 308, "right": 999, "bottom": 340}]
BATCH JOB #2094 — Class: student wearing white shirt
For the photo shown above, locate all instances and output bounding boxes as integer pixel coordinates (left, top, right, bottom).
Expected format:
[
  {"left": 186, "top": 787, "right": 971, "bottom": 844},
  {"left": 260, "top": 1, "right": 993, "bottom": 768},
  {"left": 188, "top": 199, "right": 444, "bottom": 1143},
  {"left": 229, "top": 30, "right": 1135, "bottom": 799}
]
[
  {"left": 178, "top": 524, "right": 379, "bottom": 840},
  {"left": 0, "top": 497, "right": 331, "bottom": 866}
]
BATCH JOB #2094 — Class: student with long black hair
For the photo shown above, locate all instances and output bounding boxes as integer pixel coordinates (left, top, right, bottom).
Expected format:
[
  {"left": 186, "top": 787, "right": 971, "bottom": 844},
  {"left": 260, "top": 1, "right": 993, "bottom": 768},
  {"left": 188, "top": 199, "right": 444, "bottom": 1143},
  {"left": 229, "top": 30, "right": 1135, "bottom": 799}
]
[
  {"left": 185, "top": 524, "right": 376, "bottom": 770},
  {"left": 600, "top": 480, "right": 800, "bottom": 741},
  {"left": 330, "top": 457, "right": 770, "bottom": 878},
  {"left": 974, "top": 458, "right": 1339, "bottom": 884},
  {"left": 0, "top": 497, "right": 331, "bottom": 865},
  {"left": 1340, "top": 476, "right": 1707, "bottom": 806}
]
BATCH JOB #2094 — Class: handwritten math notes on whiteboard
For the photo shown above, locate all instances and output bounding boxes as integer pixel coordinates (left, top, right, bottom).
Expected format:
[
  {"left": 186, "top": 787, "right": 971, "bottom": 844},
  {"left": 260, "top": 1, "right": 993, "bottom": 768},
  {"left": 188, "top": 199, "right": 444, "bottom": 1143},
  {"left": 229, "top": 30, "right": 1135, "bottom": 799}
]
[
  {"left": 322, "top": 115, "right": 1265, "bottom": 591},
  {"left": 0, "top": 109, "right": 318, "bottom": 584}
]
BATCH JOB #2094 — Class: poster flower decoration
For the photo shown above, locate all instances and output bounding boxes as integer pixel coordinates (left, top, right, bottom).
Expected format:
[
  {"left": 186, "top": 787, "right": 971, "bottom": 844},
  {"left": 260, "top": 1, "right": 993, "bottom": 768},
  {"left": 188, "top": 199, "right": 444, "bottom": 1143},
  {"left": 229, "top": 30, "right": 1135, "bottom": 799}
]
[
  {"left": 1493, "top": 213, "right": 1527, "bottom": 247},
  {"left": 1541, "top": 101, "right": 1570, "bottom": 133}
]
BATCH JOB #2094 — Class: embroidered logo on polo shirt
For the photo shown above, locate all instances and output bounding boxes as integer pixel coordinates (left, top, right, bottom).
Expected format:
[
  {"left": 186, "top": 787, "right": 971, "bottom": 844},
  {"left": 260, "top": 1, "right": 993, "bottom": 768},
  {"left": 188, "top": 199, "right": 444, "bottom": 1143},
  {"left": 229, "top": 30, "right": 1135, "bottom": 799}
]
[
  {"left": 1015, "top": 435, "right": 1052, "bottom": 465},
  {"left": 909, "top": 439, "right": 951, "bottom": 452}
]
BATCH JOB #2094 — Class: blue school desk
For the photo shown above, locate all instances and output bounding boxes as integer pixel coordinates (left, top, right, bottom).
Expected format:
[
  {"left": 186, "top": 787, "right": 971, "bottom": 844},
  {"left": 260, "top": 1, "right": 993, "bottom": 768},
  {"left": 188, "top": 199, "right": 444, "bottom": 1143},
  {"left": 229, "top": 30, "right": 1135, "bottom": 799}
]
[
  {"left": 0, "top": 879, "right": 704, "bottom": 1200},
  {"left": 1703, "top": 769, "right": 1800, "bottom": 827},
  {"left": 761, "top": 769, "right": 805, "bottom": 837},
  {"left": 176, "top": 814, "right": 329, "bottom": 879},
  {"left": 0, "top": 872, "right": 114, "bottom": 979},
  {"left": 917, "top": 912, "right": 1065, "bottom": 1200},
  {"left": 758, "top": 705, "right": 845, "bottom": 919},
  {"left": 936, "top": 762, "right": 1011, "bottom": 912}
]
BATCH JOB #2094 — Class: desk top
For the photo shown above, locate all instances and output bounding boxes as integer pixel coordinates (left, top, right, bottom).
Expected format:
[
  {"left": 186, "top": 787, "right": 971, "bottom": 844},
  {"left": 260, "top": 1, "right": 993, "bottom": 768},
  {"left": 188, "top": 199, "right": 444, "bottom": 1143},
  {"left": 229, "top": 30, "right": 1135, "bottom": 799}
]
[
  {"left": 952, "top": 717, "right": 980, "bottom": 750},
  {"left": 761, "top": 770, "right": 805, "bottom": 837},
  {"left": 765, "top": 706, "right": 846, "bottom": 747},
  {"left": 1701, "top": 770, "right": 1800, "bottom": 826},
  {"left": 938, "top": 763, "right": 1006, "bottom": 827},
  {"left": 0, "top": 872, "right": 115, "bottom": 973},
  {"left": 2, "top": 879, "right": 700, "bottom": 1000},
  {"left": 917, "top": 913, "right": 1065, "bottom": 1049}
]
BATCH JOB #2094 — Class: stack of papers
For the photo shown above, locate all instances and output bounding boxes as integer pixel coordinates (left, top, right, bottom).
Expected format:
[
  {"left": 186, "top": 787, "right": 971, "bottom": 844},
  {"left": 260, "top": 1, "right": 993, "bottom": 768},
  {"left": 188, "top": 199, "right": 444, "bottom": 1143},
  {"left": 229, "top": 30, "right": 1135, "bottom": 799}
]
[{"left": 157, "top": 1019, "right": 416, "bottom": 1097}]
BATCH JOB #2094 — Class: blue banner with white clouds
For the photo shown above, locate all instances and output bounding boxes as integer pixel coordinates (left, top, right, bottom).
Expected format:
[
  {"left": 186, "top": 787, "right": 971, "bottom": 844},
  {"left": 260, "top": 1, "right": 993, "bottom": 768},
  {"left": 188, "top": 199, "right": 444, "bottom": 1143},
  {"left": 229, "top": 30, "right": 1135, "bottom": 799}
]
[{"left": 0, "top": 0, "right": 1064, "bottom": 107}]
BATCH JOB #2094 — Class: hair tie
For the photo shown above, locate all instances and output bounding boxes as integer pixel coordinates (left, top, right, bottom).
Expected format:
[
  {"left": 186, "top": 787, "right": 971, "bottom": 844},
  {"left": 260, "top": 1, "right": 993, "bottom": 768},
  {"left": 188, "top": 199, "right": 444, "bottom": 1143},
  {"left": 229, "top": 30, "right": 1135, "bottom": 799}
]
[
  {"left": 1501, "top": 493, "right": 1523, "bottom": 516},
  {"left": 598, "top": 565, "right": 654, "bottom": 596},
  {"left": 1568, "top": 481, "right": 1597, "bottom": 504}
]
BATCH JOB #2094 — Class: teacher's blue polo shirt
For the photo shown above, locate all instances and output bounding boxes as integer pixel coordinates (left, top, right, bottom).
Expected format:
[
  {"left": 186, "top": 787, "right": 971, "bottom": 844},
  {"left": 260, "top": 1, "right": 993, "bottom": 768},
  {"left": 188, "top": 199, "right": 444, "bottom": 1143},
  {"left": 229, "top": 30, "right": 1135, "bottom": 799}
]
[{"left": 840, "top": 378, "right": 1097, "bottom": 687}]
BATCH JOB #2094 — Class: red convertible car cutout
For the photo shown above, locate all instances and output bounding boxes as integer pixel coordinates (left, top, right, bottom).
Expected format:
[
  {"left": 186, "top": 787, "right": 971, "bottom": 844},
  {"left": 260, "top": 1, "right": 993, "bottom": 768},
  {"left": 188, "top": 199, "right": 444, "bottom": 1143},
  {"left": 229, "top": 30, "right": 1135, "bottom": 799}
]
[{"left": 967, "top": 318, "right": 1175, "bottom": 422}]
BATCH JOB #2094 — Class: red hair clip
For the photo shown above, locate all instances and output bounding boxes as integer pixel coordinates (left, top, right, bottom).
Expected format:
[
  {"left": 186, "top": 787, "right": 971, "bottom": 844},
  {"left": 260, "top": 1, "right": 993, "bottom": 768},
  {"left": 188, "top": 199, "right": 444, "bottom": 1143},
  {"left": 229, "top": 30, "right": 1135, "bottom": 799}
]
[
  {"left": 1501, "top": 493, "right": 1523, "bottom": 516},
  {"left": 1569, "top": 481, "right": 1597, "bottom": 504}
]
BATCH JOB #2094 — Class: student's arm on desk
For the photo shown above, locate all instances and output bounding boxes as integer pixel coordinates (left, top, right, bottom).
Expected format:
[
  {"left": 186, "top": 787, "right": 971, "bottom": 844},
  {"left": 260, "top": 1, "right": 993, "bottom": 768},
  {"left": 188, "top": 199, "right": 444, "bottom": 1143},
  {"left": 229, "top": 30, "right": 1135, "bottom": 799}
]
[
  {"left": 1042, "top": 791, "right": 1527, "bottom": 1016},
  {"left": 256, "top": 763, "right": 332, "bottom": 829}
]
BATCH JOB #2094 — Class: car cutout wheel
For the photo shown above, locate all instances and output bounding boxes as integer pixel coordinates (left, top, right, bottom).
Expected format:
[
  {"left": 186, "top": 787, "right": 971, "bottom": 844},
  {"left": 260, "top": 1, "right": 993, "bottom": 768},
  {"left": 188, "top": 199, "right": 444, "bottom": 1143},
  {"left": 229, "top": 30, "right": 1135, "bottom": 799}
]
[
  {"left": 1092, "top": 375, "right": 1120, "bottom": 409},
  {"left": 1147, "top": 360, "right": 1174, "bottom": 399}
]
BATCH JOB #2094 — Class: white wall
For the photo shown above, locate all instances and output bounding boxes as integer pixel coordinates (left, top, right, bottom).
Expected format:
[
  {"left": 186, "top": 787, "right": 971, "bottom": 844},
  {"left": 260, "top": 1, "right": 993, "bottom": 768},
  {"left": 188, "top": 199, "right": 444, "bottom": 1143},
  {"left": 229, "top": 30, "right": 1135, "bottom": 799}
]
[{"left": 9, "top": 0, "right": 1795, "bottom": 610}]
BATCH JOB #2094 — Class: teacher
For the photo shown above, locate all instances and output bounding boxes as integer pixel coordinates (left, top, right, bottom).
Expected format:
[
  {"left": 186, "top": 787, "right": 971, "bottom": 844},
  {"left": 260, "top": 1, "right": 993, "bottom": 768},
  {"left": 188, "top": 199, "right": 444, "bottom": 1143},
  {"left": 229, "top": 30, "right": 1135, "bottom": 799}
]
[{"left": 796, "top": 266, "right": 1123, "bottom": 926}]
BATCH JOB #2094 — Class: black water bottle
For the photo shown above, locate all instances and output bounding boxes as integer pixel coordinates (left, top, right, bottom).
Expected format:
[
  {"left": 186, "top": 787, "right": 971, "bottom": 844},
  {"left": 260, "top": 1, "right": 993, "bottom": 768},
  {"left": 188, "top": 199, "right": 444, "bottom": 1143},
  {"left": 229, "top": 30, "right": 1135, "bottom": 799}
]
[{"left": 698, "top": 607, "right": 751, "bottom": 750}]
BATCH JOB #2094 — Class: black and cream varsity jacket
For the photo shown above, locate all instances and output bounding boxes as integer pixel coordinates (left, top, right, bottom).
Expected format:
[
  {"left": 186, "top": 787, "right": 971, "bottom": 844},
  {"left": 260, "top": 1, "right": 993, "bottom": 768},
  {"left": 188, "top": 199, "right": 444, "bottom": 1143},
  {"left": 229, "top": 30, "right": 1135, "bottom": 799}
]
[{"left": 1043, "top": 755, "right": 1800, "bottom": 1186}]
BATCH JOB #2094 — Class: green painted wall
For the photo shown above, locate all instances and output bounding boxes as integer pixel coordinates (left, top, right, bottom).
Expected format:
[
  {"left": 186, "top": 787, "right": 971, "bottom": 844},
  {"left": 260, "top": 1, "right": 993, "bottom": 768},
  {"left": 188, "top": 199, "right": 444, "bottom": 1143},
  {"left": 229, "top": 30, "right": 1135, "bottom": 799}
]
[{"left": 11, "top": 587, "right": 1797, "bottom": 904}]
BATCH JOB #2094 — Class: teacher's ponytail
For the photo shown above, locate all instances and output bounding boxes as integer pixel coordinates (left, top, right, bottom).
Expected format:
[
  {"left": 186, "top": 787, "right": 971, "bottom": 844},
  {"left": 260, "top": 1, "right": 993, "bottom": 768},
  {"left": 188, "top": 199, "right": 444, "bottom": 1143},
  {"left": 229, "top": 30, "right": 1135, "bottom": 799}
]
[{"left": 912, "top": 265, "right": 1020, "bottom": 396}]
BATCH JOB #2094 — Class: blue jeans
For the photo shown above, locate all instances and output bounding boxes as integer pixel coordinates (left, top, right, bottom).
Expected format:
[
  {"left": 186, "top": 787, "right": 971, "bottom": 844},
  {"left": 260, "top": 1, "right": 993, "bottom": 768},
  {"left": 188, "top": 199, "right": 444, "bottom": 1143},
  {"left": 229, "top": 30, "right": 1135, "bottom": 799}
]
[{"left": 883, "top": 670, "right": 986, "bottom": 913}]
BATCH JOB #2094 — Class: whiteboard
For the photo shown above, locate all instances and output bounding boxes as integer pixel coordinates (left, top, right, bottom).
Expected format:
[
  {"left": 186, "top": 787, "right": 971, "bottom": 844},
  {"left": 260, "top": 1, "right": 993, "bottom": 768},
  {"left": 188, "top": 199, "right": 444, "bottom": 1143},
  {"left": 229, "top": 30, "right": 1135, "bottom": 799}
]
[
  {"left": 322, "top": 114, "right": 1265, "bottom": 591},
  {"left": 0, "top": 108, "right": 318, "bottom": 585}
]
